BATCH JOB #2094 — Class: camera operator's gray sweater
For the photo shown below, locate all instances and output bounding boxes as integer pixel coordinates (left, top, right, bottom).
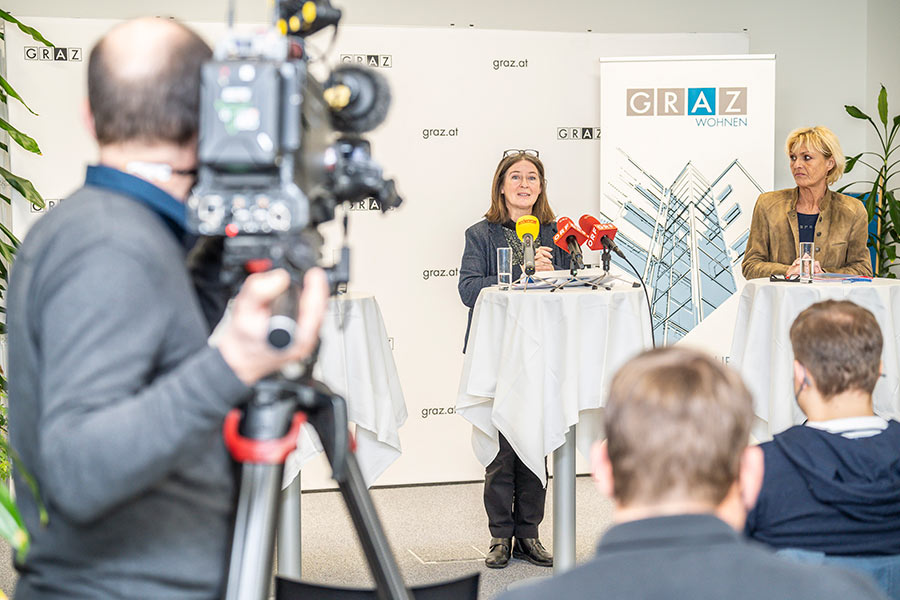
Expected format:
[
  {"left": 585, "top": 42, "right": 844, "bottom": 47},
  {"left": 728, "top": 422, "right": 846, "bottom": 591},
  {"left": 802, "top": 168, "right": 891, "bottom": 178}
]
[{"left": 8, "top": 177, "right": 250, "bottom": 599}]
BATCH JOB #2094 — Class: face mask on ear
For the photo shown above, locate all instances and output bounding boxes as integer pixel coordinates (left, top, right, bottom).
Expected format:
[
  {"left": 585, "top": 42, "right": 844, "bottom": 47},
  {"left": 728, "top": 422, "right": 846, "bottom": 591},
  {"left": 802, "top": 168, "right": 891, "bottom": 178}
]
[{"left": 795, "top": 366, "right": 811, "bottom": 402}]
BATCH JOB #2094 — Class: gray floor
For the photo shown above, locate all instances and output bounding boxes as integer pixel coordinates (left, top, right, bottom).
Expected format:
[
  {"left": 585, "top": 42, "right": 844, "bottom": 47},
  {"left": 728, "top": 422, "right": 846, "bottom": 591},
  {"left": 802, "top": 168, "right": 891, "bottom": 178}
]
[
  {"left": 0, "top": 477, "right": 614, "bottom": 599},
  {"left": 293, "top": 477, "right": 613, "bottom": 599}
]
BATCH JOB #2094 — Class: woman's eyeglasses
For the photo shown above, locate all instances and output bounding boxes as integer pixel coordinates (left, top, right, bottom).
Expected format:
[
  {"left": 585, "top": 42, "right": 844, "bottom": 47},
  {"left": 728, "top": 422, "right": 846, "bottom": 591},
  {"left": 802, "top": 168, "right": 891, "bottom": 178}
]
[{"left": 503, "top": 149, "right": 539, "bottom": 158}]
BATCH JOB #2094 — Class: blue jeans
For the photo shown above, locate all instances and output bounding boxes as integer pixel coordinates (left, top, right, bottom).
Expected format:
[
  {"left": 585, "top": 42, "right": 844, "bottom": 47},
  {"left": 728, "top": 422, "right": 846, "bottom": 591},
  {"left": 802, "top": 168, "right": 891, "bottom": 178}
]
[{"left": 778, "top": 548, "right": 900, "bottom": 600}]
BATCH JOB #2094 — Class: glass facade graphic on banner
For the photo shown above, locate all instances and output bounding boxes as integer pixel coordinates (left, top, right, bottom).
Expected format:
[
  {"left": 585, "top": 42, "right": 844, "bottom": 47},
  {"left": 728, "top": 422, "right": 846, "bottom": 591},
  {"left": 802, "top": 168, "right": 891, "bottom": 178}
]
[{"left": 601, "top": 149, "right": 763, "bottom": 344}]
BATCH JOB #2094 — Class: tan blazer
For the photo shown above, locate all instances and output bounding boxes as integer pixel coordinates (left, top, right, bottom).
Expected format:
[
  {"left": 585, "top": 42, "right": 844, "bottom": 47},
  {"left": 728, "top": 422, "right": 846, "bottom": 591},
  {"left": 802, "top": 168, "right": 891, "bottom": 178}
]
[{"left": 741, "top": 188, "right": 873, "bottom": 279}]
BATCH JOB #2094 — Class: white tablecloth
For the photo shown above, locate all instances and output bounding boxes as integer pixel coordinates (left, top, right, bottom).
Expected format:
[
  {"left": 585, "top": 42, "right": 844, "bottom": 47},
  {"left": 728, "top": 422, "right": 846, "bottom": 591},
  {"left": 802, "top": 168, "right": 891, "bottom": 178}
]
[
  {"left": 730, "top": 278, "right": 900, "bottom": 440},
  {"left": 456, "top": 281, "right": 653, "bottom": 485},
  {"left": 283, "top": 292, "right": 407, "bottom": 488}
]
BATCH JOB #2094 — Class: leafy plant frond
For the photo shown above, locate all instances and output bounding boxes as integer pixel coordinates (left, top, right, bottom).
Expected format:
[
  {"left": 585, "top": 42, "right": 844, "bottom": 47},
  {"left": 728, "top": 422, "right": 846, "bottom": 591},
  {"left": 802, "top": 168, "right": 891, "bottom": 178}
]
[
  {"left": 0, "top": 75, "right": 37, "bottom": 116},
  {"left": 0, "top": 14, "right": 53, "bottom": 562},
  {"left": 846, "top": 87, "right": 900, "bottom": 277},
  {"left": 0, "top": 166, "right": 44, "bottom": 209},
  {"left": 0, "top": 10, "right": 53, "bottom": 46},
  {"left": 0, "top": 484, "right": 29, "bottom": 562},
  {"left": 0, "top": 117, "right": 41, "bottom": 154},
  {"left": 0, "top": 222, "right": 20, "bottom": 249}
]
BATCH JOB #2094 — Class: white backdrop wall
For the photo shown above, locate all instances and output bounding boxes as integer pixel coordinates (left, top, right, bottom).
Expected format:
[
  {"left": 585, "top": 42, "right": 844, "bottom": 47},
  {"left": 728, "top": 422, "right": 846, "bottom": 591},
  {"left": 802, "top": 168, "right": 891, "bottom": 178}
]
[
  {"left": 6, "top": 20, "right": 747, "bottom": 487},
  {"left": 5, "top": 0, "right": 894, "bottom": 193}
]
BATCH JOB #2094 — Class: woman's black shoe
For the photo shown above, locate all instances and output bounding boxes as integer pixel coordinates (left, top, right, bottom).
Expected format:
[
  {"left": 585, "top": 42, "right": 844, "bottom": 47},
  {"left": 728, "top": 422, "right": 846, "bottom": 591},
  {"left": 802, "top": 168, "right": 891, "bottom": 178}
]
[
  {"left": 513, "top": 537, "right": 553, "bottom": 567},
  {"left": 485, "top": 537, "right": 511, "bottom": 568}
]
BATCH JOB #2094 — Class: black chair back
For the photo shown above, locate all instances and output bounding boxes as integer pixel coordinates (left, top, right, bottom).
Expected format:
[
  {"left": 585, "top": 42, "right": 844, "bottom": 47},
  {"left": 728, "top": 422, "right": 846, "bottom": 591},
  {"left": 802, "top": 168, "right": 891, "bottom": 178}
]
[{"left": 275, "top": 572, "right": 480, "bottom": 600}]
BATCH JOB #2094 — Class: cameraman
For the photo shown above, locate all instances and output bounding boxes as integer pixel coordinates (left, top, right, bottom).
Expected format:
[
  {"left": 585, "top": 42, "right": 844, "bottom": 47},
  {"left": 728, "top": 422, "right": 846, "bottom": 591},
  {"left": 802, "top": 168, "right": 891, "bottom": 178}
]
[{"left": 7, "top": 18, "right": 329, "bottom": 599}]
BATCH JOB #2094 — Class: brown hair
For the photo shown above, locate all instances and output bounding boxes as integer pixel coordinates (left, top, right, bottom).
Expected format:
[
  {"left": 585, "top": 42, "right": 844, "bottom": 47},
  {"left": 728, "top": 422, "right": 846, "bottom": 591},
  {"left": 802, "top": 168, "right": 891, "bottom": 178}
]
[
  {"left": 790, "top": 300, "right": 882, "bottom": 398},
  {"left": 484, "top": 153, "right": 555, "bottom": 224},
  {"left": 88, "top": 19, "right": 211, "bottom": 145},
  {"left": 605, "top": 347, "right": 752, "bottom": 507}
]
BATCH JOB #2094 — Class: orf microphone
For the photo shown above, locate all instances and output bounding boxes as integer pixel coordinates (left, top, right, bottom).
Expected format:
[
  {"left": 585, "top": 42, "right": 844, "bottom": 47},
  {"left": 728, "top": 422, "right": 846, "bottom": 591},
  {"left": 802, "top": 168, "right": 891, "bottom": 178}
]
[
  {"left": 554, "top": 216, "right": 586, "bottom": 271},
  {"left": 579, "top": 214, "right": 625, "bottom": 258},
  {"left": 516, "top": 215, "right": 540, "bottom": 276}
]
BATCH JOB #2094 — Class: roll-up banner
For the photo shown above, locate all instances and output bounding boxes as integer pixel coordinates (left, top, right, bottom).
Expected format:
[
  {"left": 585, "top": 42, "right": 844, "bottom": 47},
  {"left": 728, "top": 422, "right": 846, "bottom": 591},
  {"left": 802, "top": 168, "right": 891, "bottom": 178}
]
[
  {"left": 7, "top": 20, "right": 748, "bottom": 487},
  {"left": 598, "top": 55, "right": 776, "bottom": 358}
]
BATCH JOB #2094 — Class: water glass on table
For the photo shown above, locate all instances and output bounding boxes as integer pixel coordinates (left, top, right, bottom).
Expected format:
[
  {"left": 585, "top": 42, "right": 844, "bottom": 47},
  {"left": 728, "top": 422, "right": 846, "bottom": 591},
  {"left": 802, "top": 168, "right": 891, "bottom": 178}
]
[
  {"left": 497, "top": 247, "right": 512, "bottom": 290},
  {"left": 799, "top": 242, "right": 814, "bottom": 283}
]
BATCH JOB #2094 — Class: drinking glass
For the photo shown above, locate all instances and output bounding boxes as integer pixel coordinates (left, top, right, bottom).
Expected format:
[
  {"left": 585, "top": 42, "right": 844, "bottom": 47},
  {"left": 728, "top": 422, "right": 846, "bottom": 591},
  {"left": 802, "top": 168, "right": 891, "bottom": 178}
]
[
  {"left": 799, "top": 242, "right": 814, "bottom": 283},
  {"left": 497, "top": 247, "right": 512, "bottom": 290}
]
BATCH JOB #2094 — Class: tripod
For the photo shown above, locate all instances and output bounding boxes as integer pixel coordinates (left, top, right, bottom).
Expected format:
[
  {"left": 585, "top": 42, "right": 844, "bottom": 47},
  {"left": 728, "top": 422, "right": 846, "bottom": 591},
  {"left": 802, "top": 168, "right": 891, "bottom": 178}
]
[{"left": 222, "top": 371, "right": 413, "bottom": 600}]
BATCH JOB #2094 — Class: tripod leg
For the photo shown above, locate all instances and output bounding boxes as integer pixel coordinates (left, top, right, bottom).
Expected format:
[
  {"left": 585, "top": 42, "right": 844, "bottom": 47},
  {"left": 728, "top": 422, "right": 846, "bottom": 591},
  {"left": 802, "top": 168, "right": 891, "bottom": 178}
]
[
  {"left": 337, "top": 453, "right": 412, "bottom": 600},
  {"left": 225, "top": 462, "right": 284, "bottom": 600},
  {"left": 277, "top": 473, "right": 302, "bottom": 579}
]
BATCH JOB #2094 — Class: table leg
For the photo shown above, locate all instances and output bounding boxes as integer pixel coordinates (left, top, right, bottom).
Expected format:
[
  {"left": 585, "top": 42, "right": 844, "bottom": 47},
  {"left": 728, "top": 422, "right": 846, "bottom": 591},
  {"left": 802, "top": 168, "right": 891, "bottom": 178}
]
[
  {"left": 277, "top": 473, "right": 302, "bottom": 579},
  {"left": 552, "top": 427, "right": 576, "bottom": 574}
]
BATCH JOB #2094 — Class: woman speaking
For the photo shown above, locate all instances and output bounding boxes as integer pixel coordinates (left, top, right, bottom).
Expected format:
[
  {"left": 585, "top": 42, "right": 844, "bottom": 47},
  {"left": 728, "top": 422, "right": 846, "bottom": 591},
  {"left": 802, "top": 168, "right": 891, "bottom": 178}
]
[
  {"left": 457, "top": 149, "right": 569, "bottom": 569},
  {"left": 741, "top": 126, "right": 873, "bottom": 279}
]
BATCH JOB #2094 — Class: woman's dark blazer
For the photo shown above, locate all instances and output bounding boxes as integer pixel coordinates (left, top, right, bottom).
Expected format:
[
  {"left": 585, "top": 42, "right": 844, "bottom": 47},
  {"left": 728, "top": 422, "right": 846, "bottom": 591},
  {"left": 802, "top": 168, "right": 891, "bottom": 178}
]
[{"left": 457, "top": 219, "right": 570, "bottom": 352}]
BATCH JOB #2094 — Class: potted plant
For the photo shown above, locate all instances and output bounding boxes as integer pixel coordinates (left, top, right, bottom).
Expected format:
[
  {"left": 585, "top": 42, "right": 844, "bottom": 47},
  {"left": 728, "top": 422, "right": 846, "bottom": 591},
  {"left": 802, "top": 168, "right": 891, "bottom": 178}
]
[
  {"left": 839, "top": 85, "right": 900, "bottom": 278},
  {"left": 0, "top": 9, "right": 52, "bottom": 565}
]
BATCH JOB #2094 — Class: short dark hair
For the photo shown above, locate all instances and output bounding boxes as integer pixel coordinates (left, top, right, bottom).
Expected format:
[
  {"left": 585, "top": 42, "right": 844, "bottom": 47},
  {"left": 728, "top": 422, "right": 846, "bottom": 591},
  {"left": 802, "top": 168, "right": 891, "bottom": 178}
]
[
  {"left": 605, "top": 347, "right": 752, "bottom": 507},
  {"left": 790, "top": 300, "right": 883, "bottom": 398},
  {"left": 88, "top": 20, "right": 211, "bottom": 145}
]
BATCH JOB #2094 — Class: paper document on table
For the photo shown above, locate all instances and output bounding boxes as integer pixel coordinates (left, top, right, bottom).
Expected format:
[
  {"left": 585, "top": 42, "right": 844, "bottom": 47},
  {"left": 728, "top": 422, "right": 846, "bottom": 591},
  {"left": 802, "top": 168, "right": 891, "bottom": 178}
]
[
  {"left": 813, "top": 273, "right": 873, "bottom": 282},
  {"left": 507, "top": 269, "right": 636, "bottom": 290}
]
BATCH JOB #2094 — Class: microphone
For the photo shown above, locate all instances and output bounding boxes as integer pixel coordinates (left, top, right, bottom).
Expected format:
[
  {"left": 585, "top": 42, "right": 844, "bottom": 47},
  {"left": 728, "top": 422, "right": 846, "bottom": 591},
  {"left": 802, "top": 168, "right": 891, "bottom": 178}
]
[
  {"left": 324, "top": 65, "right": 392, "bottom": 134},
  {"left": 554, "top": 216, "right": 586, "bottom": 271},
  {"left": 579, "top": 214, "right": 625, "bottom": 258},
  {"left": 515, "top": 215, "right": 540, "bottom": 276}
]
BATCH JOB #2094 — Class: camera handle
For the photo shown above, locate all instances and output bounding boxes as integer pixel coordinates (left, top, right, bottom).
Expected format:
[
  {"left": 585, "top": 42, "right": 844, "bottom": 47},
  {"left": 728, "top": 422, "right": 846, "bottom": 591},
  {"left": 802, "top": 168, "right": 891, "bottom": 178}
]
[
  {"left": 223, "top": 377, "right": 412, "bottom": 600},
  {"left": 263, "top": 243, "right": 351, "bottom": 349}
]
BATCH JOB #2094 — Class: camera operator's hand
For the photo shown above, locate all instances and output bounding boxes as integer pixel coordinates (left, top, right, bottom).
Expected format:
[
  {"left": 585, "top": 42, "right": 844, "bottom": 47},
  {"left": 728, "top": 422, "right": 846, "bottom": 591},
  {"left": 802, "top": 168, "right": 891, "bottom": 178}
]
[{"left": 218, "top": 268, "right": 329, "bottom": 386}]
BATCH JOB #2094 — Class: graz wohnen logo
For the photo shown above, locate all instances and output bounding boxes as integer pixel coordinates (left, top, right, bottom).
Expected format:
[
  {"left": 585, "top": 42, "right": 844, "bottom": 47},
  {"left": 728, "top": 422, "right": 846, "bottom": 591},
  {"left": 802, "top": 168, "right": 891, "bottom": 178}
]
[{"left": 626, "top": 87, "right": 748, "bottom": 127}]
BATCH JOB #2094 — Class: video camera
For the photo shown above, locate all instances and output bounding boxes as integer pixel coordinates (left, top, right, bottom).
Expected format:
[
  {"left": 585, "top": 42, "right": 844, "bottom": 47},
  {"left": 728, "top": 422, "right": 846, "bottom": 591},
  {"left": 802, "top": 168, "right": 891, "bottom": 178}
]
[{"left": 187, "top": 0, "right": 401, "bottom": 313}]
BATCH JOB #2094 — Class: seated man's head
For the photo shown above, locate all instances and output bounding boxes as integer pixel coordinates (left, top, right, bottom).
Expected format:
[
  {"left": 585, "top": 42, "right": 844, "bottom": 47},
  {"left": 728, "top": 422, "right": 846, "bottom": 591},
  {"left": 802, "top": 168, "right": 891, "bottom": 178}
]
[
  {"left": 592, "top": 347, "right": 762, "bottom": 529},
  {"left": 86, "top": 18, "right": 211, "bottom": 198},
  {"left": 790, "top": 300, "right": 882, "bottom": 420}
]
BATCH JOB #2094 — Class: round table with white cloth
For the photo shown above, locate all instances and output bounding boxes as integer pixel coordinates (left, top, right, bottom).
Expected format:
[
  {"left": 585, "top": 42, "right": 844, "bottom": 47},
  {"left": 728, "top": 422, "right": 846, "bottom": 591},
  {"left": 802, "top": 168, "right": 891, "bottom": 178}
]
[
  {"left": 283, "top": 292, "right": 407, "bottom": 488},
  {"left": 730, "top": 278, "right": 900, "bottom": 441},
  {"left": 456, "top": 280, "right": 653, "bottom": 485}
]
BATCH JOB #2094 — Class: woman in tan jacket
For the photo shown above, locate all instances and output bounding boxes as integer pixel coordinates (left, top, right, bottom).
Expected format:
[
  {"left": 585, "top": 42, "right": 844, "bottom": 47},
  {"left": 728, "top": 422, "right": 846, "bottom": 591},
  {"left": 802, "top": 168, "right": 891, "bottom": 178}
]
[{"left": 741, "top": 126, "right": 873, "bottom": 279}]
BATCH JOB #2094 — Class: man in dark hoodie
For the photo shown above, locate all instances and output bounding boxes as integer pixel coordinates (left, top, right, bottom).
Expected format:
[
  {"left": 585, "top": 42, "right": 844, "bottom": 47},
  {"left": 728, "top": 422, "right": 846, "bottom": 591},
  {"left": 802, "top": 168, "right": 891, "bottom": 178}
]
[{"left": 746, "top": 300, "right": 900, "bottom": 593}]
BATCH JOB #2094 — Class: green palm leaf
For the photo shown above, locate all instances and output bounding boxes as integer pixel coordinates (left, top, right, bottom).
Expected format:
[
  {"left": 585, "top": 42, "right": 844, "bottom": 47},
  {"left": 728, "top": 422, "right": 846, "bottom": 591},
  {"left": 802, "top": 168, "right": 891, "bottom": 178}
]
[
  {"left": 0, "top": 484, "right": 28, "bottom": 562},
  {"left": 0, "top": 117, "right": 41, "bottom": 154},
  {"left": 0, "top": 74, "right": 37, "bottom": 116},
  {"left": 845, "top": 104, "right": 871, "bottom": 121},
  {"left": 0, "top": 166, "right": 44, "bottom": 209},
  {"left": 0, "top": 10, "right": 52, "bottom": 46}
]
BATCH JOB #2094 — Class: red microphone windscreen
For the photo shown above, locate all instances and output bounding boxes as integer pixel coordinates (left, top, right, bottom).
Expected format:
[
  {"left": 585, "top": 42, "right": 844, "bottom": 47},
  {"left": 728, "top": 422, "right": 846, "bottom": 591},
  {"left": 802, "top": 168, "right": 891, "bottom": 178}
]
[
  {"left": 554, "top": 217, "right": 588, "bottom": 252},
  {"left": 579, "top": 214, "right": 617, "bottom": 251}
]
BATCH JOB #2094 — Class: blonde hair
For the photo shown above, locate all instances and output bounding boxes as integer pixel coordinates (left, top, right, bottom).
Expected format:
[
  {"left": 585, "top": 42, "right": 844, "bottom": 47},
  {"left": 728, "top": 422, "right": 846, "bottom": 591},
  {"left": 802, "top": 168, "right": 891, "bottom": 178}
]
[
  {"left": 485, "top": 153, "right": 555, "bottom": 224},
  {"left": 785, "top": 126, "right": 845, "bottom": 186}
]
